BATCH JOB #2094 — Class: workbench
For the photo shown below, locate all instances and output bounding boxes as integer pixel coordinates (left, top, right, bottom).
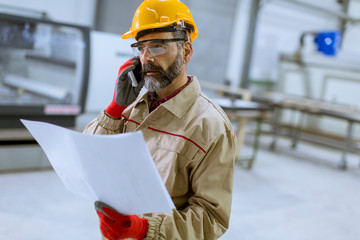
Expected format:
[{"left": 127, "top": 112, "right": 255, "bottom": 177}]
[
  {"left": 254, "top": 92, "right": 360, "bottom": 169},
  {"left": 212, "top": 98, "right": 272, "bottom": 169}
]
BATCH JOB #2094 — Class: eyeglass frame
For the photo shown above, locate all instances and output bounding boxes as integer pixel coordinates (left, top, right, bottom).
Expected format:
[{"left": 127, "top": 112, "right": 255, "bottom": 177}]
[{"left": 130, "top": 38, "right": 188, "bottom": 57}]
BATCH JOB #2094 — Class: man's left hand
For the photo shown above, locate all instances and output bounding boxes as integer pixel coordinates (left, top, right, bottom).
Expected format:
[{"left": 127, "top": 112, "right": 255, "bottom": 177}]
[{"left": 95, "top": 201, "right": 148, "bottom": 240}]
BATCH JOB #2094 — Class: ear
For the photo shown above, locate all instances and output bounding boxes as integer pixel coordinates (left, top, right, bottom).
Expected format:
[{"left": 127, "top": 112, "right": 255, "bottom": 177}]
[{"left": 182, "top": 41, "right": 193, "bottom": 64}]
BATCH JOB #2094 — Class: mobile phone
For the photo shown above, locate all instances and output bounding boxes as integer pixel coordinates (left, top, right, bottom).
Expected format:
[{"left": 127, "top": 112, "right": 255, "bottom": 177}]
[{"left": 128, "top": 71, "right": 138, "bottom": 87}]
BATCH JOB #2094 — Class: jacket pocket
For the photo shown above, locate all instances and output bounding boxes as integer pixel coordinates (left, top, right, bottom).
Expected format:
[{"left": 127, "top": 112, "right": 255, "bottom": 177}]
[{"left": 152, "top": 134, "right": 198, "bottom": 197}]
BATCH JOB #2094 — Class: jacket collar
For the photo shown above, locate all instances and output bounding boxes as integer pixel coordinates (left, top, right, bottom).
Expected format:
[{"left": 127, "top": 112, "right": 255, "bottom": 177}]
[{"left": 135, "top": 76, "right": 201, "bottom": 118}]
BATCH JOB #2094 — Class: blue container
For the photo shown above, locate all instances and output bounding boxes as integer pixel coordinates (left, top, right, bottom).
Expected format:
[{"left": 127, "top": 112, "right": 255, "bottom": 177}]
[{"left": 314, "top": 31, "right": 342, "bottom": 56}]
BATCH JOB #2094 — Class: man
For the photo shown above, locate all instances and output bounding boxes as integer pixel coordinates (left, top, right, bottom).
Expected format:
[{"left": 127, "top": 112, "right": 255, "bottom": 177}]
[{"left": 84, "top": 0, "right": 236, "bottom": 239}]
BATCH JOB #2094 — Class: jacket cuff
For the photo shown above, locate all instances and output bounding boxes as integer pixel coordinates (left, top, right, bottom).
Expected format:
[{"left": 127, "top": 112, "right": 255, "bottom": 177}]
[
  {"left": 144, "top": 216, "right": 163, "bottom": 239},
  {"left": 97, "top": 110, "right": 123, "bottom": 131}
]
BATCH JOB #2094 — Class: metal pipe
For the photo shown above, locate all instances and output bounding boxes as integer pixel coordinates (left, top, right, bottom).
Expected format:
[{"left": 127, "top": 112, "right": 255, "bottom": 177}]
[
  {"left": 3, "top": 74, "right": 71, "bottom": 101},
  {"left": 339, "top": 0, "right": 350, "bottom": 48},
  {"left": 239, "top": 0, "right": 261, "bottom": 89},
  {"left": 0, "top": 4, "right": 48, "bottom": 19},
  {"left": 277, "top": 0, "right": 360, "bottom": 23}
]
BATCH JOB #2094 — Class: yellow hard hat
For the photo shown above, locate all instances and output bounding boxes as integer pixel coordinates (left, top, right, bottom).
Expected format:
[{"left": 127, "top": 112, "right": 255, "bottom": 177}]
[{"left": 122, "top": 0, "right": 198, "bottom": 42}]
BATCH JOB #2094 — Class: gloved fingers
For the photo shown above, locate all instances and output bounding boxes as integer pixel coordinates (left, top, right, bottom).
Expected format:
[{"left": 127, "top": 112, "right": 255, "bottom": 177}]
[
  {"left": 123, "top": 56, "right": 141, "bottom": 83},
  {"left": 117, "top": 56, "right": 139, "bottom": 78},
  {"left": 100, "top": 215, "right": 129, "bottom": 240},
  {"left": 98, "top": 213, "right": 118, "bottom": 240},
  {"left": 100, "top": 225, "right": 118, "bottom": 240},
  {"left": 118, "top": 65, "right": 136, "bottom": 82},
  {"left": 95, "top": 202, "right": 116, "bottom": 220},
  {"left": 114, "top": 82, "right": 133, "bottom": 106},
  {"left": 99, "top": 213, "right": 126, "bottom": 235},
  {"left": 97, "top": 210, "right": 119, "bottom": 232},
  {"left": 102, "top": 206, "right": 128, "bottom": 223},
  {"left": 118, "top": 61, "right": 135, "bottom": 74},
  {"left": 96, "top": 209, "right": 108, "bottom": 219},
  {"left": 112, "top": 56, "right": 143, "bottom": 107},
  {"left": 131, "top": 56, "right": 142, "bottom": 77},
  {"left": 120, "top": 57, "right": 139, "bottom": 72},
  {"left": 96, "top": 206, "right": 126, "bottom": 228},
  {"left": 96, "top": 209, "right": 104, "bottom": 218},
  {"left": 101, "top": 209, "right": 132, "bottom": 229},
  {"left": 130, "top": 56, "right": 140, "bottom": 65},
  {"left": 117, "top": 56, "right": 141, "bottom": 85},
  {"left": 124, "top": 56, "right": 139, "bottom": 67}
]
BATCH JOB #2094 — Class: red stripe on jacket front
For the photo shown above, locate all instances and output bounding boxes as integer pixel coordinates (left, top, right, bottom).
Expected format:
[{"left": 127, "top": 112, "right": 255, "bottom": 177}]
[{"left": 122, "top": 115, "right": 206, "bottom": 154}]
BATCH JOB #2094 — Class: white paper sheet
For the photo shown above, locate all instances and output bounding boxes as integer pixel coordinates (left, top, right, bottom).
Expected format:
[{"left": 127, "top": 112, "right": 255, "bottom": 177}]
[{"left": 21, "top": 119, "right": 175, "bottom": 215}]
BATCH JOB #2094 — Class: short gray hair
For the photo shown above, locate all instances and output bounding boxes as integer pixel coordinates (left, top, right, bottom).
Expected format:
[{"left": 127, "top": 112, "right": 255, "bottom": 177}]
[{"left": 172, "top": 30, "right": 189, "bottom": 49}]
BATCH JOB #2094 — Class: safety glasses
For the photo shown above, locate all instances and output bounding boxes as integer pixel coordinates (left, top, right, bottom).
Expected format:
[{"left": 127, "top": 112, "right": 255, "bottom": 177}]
[{"left": 131, "top": 38, "right": 187, "bottom": 57}]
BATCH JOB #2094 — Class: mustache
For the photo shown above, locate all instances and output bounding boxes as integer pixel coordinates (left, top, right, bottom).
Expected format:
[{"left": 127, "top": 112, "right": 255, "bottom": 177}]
[{"left": 142, "top": 64, "right": 164, "bottom": 73}]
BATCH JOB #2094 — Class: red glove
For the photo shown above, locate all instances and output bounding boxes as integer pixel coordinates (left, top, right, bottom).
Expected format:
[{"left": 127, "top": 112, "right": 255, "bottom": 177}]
[
  {"left": 95, "top": 201, "right": 148, "bottom": 240},
  {"left": 105, "top": 57, "right": 143, "bottom": 118}
]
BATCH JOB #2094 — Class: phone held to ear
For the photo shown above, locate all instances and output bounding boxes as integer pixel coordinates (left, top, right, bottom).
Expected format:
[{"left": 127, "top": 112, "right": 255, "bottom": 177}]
[{"left": 128, "top": 71, "right": 138, "bottom": 87}]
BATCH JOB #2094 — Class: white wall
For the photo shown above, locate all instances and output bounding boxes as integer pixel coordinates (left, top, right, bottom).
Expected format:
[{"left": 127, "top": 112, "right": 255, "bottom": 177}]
[{"left": 0, "top": 0, "right": 97, "bottom": 26}]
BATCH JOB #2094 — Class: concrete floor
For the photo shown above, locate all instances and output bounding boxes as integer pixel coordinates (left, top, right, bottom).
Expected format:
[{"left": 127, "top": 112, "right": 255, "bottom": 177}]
[{"left": 1, "top": 134, "right": 360, "bottom": 240}]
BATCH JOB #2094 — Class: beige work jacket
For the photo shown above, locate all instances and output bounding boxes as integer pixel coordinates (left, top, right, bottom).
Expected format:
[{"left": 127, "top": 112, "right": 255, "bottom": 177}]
[{"left": 84, "top": 77, "right": 236, "bottom": 240}]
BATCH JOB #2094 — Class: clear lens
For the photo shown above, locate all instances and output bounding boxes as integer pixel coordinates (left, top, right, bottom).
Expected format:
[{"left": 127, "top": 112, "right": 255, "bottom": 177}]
[
  {"left": 148, "top": 46, "right": 167, "bottom": 56},
  {"left": 131, "top": 45, "right": 166, "bottom": 57},
  {"left": 132, "top": 47, "right": 141, "bottom": 56},
  {"left": 131, "top": 38, "right": 187, "bottom": 57}
]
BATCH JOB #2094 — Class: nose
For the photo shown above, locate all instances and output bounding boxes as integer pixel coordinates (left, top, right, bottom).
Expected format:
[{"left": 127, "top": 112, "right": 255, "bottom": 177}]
[{"left": 140, "top": 48, "right": 154, "bottom": 63}]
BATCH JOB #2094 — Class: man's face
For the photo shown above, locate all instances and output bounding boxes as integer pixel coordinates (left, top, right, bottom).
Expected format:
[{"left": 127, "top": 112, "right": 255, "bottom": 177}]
[{"left": 137, "top": 32, "right": 184, "bottom": 92}]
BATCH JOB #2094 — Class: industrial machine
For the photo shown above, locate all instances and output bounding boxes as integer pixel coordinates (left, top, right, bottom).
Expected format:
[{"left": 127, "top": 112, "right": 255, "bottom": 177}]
[{"left": 0, "top": 13, "right": 90, "bottom": 128}]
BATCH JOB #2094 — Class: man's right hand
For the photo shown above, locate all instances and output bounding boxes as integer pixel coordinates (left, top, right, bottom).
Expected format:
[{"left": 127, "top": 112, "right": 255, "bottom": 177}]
[{"left": 105, "top": 57, "right": 144, "bottom": 118}]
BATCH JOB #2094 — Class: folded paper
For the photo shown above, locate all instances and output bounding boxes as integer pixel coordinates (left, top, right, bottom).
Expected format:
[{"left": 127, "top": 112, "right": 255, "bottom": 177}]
[{"left": 21, "top": 119, "right": 175, "bottom": 215}]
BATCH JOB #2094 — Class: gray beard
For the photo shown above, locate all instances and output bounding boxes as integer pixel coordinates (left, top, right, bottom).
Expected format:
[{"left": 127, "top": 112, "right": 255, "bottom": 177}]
[{"left": 143, "top": 51, "right": 183, "bottom": 92}]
